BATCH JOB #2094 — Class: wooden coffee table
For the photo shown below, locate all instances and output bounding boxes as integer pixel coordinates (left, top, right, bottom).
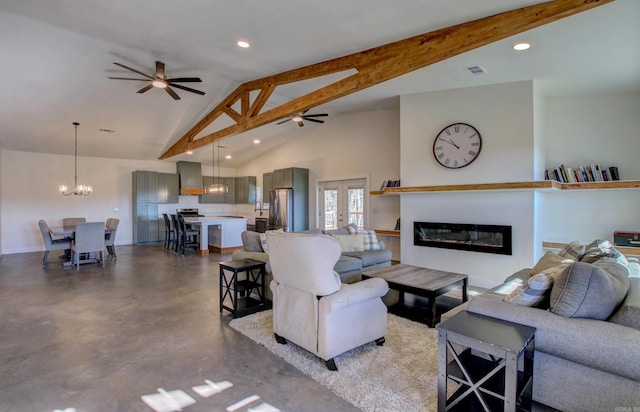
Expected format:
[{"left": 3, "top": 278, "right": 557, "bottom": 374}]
[{"left": 362, "top": 264, "right": 468, "bottom": 327}]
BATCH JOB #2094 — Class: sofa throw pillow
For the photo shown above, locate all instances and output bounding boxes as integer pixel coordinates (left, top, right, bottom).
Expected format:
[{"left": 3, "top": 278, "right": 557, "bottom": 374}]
[
  {"left": 347, "top": 226, "right": 381, "bottom": 250},
  {"left": 531, "top": 251, "right": 575, "bottom": 275},
  {"left": 242, "top": 230, "right": 263, "bottom": 252},
  {"left": 557, "top": 240, "right": 585, "bottom": 260},
  {"left": 259, "top": 228, "right": 283, "bottom": 253},
  {"left": 550, "top": 261, "right": 630, "bottom": 319},
  {"left": 580, "top": 239, "right": 628, "bottom": 265},
  {"left": 609, "top": 277, "right": 640, "bottom": 331},
  {"left": 332, "top": 234, "right": 365, "bottom": 252},
  {"left": 504, "top": 266, "right": 563, "bottom": 308}
]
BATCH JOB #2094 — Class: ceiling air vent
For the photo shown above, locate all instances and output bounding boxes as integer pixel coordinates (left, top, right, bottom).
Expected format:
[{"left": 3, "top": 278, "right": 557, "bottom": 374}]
[{"left": 466, "top": 65, "right": 487, "bottom": 75}]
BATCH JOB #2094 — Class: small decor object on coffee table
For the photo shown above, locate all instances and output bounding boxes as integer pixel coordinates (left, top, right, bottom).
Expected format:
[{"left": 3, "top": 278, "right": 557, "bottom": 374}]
[
  {"left": 219, "top": 259, "right": 268, "bottom": 318},
  {"left": 437, "top": 310, "right": 536, "bottom": 412}
]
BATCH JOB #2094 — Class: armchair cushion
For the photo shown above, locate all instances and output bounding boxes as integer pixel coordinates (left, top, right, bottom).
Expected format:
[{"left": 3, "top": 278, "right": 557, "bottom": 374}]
[
  {"left": 320, "top": 278, "right": 389, "bottom": 312},
  {"left": 267, "top": 231, "right": 341, "bottom": 296}
]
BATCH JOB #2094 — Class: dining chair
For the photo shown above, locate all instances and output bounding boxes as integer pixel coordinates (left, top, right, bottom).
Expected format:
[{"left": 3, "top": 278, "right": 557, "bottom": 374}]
[
  {"left": 105, "top": 218, "right": 120, "bottom": 257},
  {"left": 162, "top": 213, "right": 176, "bottom": 251},
  {"left": 170, "top": 214, "right": 180, "bottom": 253},
  {"left": 71, "top": 222, "right": 106, "bottom": 270},
  {"left": 177, "top": 214, "right": 200, "bottom": 255},
  {"left": 38, "top": 219, "right": 72, "bottom": 267},
  {"left": 63, "top": 217, "right": 86, "bottom": 226}
]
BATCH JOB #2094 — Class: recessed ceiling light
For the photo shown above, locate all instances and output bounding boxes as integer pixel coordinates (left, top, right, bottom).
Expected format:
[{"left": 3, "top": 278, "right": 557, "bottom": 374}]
[
  {"left": 186, "top": 151, "right": 193, "bottom": 155},
  {"left": 237, "top": 40, "right": 250, "bottom": 48},
  {"left": 513, "top": 42, "right": 531, "bottom": 51},
  {"left": 225, "top": 155, "right": 232, "bottom": 159},
  {"left": 253, "top": 139, "right": 260, "bottom": 144}
]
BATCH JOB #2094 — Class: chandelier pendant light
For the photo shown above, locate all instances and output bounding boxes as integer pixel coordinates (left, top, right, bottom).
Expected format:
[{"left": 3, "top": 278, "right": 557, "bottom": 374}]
[
  {"left": 207, "top": 142, "right": 228, "bottom": 194},
  {"left": 59, "top": 122, "right": 92, "bottom": 196}
]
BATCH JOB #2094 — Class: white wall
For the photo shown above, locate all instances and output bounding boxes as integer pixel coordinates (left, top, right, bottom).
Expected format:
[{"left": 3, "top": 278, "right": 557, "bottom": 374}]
[
  {"left": 540, "top": 93, "right": 640, "bottom": 242},
  {"left": 400, "top": 81, "right": 538, "bottom": 288},
  {"left": 1, "top": 108, "right": 402, "bottom": 255}
]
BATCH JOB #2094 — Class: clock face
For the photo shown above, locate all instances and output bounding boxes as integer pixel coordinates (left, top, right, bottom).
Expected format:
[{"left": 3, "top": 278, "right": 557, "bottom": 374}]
[{"left": 433, "top": 123, "right": 482, "bottom": 169}]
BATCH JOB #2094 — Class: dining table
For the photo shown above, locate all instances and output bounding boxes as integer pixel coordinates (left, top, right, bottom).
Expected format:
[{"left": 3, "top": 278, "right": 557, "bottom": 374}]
[{"left": 49, "top": 224, "right": 114, "bottom": 267}]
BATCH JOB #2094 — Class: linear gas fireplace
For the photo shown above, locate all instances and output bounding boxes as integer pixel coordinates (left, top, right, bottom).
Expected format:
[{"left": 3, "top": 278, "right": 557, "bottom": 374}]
[{"left": 414, "top": 221, "right": 512, "bottom": 255}]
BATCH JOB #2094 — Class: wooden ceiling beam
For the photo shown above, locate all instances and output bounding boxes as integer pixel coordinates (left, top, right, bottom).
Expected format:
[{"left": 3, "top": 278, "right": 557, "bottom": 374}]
[{"left": 159, "top": 0, "right": 613, "bottom": 159}]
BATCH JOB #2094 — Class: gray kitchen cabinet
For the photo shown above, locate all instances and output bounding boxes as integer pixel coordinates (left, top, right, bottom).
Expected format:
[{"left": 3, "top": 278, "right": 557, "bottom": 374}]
[
  {"left": 234, "top": 176, "right": 256, "bottom": 204},
  {"left": 132, "top": 171, "right": 160, "bottom": 243},
  {"left": 274, "top": 168, "right": 294, "bottom": 188},
  {"left": 157, "top": 173, "right": 179, "bottom": 204},
  {"left": 263, "top": 172, "right": 273, "bottom": 203},
  {"left": 224, "top": 177, "right": 236, "bottom": 204},
  {"left": 133, "top": 170, "right": 158, "bottom": 203}
]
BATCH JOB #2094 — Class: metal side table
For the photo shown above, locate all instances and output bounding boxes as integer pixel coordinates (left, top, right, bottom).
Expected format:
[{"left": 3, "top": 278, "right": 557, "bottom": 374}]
[
  {"left": 437, "top": 310, "right": 536, "bottom": 412},
  {"left": 219, "top": 259, "right": 268, "bottom": 318}
]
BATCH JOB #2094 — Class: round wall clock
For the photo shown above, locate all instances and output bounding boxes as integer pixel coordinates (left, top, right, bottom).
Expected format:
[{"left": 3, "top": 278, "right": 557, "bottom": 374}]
[{"left": 432, "top": 123, "right": 482, "bottom": 169}]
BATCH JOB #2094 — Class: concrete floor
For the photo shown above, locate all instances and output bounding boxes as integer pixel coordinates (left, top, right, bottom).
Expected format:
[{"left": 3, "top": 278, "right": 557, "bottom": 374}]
[{"left": 0, "top": 244, "right": 360, "bottom": 412}]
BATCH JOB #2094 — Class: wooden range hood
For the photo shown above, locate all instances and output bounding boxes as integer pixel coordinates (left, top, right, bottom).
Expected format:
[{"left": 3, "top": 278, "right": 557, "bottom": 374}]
[{"left": 159, "top": 0, "right": 614, "bottom": 160}]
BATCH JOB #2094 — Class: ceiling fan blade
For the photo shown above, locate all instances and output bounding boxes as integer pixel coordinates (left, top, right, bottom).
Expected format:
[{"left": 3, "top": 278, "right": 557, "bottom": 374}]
[
  {"left": 113, "top": 62, "right": 154, "bottom": 80},
  {"left": 302, "top": 113, "right": 328, "bottom": 118},
  {"left": 297, "top": 121, "right": 304, "bottom": 127},
  {"left": 276, "top": 119, "right": 291, "bottom": 125},
  {"left": 137, "top": 84, "right": 154, "bottom": 94},
  {"left": 108, "top": 77, "right": 151, "bottom": 81},
  {"left": 305, "top": 118, "right": 324, "bottom": 124},
  {"left": 166, "top": 77, "right": 202, "bottom": 83},
  {"left": 165, "top": 86, "right": 181, "bottom": 100},
  {"left": 170, "top": 83, "right": 205, "bottom": 95},
  {"left": 156, "top": 61, "right": 165, "bottom": 79}
]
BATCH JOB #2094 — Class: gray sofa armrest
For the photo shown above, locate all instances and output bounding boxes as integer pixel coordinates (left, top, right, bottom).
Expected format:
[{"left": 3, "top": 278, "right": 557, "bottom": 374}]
[{"left": 468, "top": 296, "right": 640, "bottom": 382}]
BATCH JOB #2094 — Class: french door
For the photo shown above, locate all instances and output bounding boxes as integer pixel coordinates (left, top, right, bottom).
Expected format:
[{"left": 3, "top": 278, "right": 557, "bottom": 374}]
[{"left": 318, "top": 178, "right": 367, "bottom": 230}]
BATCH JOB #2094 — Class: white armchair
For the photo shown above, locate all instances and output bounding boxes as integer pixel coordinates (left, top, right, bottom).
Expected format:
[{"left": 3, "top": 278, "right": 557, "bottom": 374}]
[{"left": 267, "top": 231, "right": 389, "bottom": 370}]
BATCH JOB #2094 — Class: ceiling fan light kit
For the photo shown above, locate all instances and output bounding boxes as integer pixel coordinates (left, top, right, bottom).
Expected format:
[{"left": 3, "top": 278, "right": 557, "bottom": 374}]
[
  {"left": 59, "top": 122, "right": 92, "bottom": 196},
  {"left": 108, "top": 60, "right": 205, "bottom": 100},
  {"left": 276, "top": 109, "right": 328, "bottom": 127}
]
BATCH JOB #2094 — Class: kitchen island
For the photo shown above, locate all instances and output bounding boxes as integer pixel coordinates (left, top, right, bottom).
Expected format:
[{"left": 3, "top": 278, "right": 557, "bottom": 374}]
[{"left": 183, "top": 216, "right": 247, "bottom": 255}]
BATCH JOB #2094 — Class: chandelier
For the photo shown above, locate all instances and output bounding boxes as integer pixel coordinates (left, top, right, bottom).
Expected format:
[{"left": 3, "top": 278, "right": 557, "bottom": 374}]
[
  {"left": 59, "top": 122, "right": 92, "bottom": 196},
  {"left": 207, "top": 142, "right": 228, "bottom": 194}
]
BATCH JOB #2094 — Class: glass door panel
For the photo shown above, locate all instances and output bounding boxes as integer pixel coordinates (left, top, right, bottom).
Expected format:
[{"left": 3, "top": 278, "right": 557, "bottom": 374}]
[{"left": 319, "top": 179, "right": 367, "bottom": 231}]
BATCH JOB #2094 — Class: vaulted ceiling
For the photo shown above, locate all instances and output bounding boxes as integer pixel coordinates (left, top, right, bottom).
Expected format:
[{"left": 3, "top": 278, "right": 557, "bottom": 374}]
[{"left": 0, "top": 0, "right": 638, "bottom": 167}]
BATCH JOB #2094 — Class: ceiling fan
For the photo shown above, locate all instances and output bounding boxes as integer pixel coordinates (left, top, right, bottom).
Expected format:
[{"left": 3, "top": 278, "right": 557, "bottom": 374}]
[
  {"left": 276, "top": 110, "right": 328, "bottom": 127},
  {"left": 108, "top": 60, "right": 205, "bottom": 100}
]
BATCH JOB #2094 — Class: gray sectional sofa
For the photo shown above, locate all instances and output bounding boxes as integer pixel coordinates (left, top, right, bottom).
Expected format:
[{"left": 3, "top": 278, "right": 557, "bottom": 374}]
[
  {"left": 444, "top": 240, "right": 640, "bottom": 411},
  {"left": 231, "top": 227, "right": 392, "bottom": 294}
]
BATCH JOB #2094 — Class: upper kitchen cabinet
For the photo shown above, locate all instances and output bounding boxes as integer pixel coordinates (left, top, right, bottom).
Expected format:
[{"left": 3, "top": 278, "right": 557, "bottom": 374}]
[
  {"left": 157, "top": 173, "right": 179, "bottom": 204},
  {"left": 133, "top": 170, "right": 157, "bottom": 203},
  {"left": 274, "top": 167, "right": 308, "bottom": 190},
  {"left": 235, "top": 176, "right": 256, "bottom": 204},
  {"left": 263, "top": 172, "right": 273, "bottom": 203}
]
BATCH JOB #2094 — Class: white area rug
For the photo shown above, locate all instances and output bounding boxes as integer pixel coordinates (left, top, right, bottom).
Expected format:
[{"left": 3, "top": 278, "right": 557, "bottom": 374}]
[{"left": 229, "top": 310, "right": 439, "bottom": 412}]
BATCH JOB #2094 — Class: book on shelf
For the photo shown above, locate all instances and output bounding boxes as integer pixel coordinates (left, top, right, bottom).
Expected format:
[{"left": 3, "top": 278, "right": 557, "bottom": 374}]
[
  {"left": 379, "top": 180, "right": 388, "bottom": 190},
  {"left": 545, "top": 163, "right": 620, "bottom": 183},
  {"left": 385, "top": 179, "right": 400, "bottom": 188}
]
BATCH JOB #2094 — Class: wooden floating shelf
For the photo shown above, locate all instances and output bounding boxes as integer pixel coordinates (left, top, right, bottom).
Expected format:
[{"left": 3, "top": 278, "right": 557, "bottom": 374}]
[
  {"left": 543, "top": 242, "right": 639, "bottom": 257},
  {"left": 371, "top": 180, "right": 640, "bottom": 195},
  {"left": 374, "top": 229, "right": 401, "bottom": 237}
]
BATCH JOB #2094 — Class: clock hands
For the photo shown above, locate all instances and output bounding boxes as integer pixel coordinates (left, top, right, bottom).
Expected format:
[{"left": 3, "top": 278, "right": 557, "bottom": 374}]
[{"left": 439, "top": 138, "right": 460, "bottom": 149}]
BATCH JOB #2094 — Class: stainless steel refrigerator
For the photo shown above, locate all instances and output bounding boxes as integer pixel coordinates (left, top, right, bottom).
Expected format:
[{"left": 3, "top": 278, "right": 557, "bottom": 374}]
[{"left": 269, "top": 188, "right": 293, "bottom": 232}]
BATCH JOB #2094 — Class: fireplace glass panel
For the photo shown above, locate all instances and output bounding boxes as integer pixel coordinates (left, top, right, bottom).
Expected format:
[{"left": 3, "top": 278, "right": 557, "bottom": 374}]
[{"left": 414, "top": 222, "right": 512, "bottom": 255}]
